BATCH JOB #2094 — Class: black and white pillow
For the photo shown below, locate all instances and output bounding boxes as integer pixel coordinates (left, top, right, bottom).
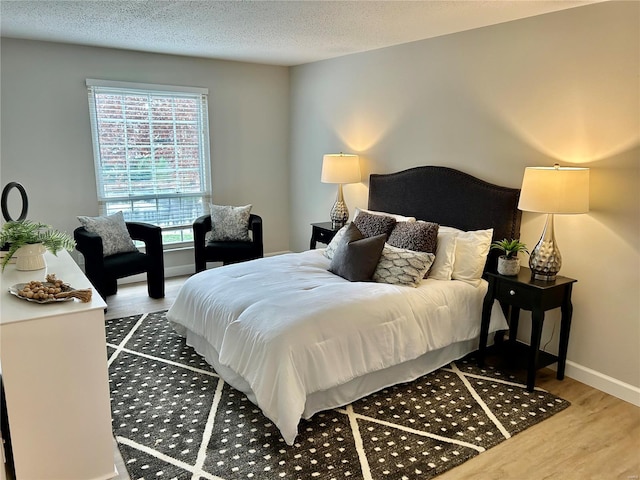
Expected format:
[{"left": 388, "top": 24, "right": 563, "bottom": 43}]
[
  {"left": 323, "top": 223, "right": 349, "bottom": 260},
  {"left": 77, "top": 211, "right": 138, "bottom": 257},
  {"left": 388, "top": 221, "right": 439, "bottom": 253},
  {"left": 373, "top": 244, "right": 435, "bottom": 287},
  {"left": 353, "top": 211, "right": 396, "bottom": 238},
  {"left": 209, "top": 204, "right": 252, "bottom": 242}
]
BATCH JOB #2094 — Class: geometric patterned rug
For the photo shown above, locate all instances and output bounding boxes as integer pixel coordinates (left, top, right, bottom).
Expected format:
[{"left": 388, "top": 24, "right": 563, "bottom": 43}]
[{"left": 106, "top": 310, "right": 570, "bottom": 480}]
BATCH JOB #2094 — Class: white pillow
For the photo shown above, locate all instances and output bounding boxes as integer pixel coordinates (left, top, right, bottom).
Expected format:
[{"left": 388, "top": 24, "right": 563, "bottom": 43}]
[
  {"left": 440, "top": 226, "right": 494, "bottom": 284},
  {"left": 373, "top": 244, "right": 435, "bottom": 287},
  {"left": 209, "top": 204, "right": 252, "bottom": 241},
  {"left": 323, "top": 223, "right": 350, "bottom": 260},
  {"left": 354, "top": 207, "right": 416, "bottom": 223},
  {"left": 427, "top": 230, "right": 457, "bottom": 280},
  {"left": 77, "top": 211, "right": 138, "bottom": 257}
]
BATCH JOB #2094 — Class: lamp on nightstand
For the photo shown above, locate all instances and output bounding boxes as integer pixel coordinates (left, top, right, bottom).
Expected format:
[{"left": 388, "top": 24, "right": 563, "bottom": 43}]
[
  {"left": 518, "top": 163, "right": 589, "bottom": 281},
  {"left": 321, "top": 153, "right": 361, "bottom": 229}
]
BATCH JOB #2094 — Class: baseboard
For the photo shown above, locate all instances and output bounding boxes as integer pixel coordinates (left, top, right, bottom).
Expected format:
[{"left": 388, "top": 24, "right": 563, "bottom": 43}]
[{"left": 559, "top": 360, "right": 640, "bottom": 407}]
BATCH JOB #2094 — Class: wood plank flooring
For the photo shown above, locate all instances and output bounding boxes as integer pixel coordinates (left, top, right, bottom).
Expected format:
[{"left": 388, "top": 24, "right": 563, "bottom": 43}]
[{"left": 107, "top": 276, "right": 640, "bottom": 480}]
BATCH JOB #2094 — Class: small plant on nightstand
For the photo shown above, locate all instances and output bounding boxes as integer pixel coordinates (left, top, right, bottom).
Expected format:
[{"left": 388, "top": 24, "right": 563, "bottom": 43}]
[{"left": 490, "top": 238, "right": 528, "bottom": 275}]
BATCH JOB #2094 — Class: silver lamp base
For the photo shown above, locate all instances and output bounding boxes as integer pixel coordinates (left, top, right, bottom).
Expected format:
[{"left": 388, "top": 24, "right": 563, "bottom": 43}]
[
  {"left": 330, "top": 184, "right": 349, "bottom": 229},
  {"left": 529, "top": 213, "right": 562, "bottom": 281}
]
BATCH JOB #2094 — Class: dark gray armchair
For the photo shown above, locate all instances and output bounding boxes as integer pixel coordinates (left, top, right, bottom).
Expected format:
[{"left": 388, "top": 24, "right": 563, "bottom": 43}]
[
  {"left": 74, "top": 222, "right": 165, "bottom": 299},
  {"left": 193, "top": 214, "right": 263, "bottom": 273}
]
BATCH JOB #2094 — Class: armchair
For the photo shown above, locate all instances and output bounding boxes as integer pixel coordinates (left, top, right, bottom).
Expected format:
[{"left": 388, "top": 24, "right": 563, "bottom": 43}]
[
  {"left": 194, "top": 213, "right": 263, "bottom": 273},
  {"left": 74, "top": 221, "right": 165, "bottom": 299}
]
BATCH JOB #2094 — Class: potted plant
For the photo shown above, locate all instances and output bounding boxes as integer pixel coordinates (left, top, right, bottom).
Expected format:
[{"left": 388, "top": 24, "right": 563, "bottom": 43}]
[
  {"left": 0, "top": 220, "right": 76, "bottom": 271},
  {"left": 490, "top": 238, "right": 528, "bottom": 276}
]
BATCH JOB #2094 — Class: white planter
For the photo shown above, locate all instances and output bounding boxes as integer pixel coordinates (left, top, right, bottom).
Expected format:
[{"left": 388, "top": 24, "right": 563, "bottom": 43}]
[
  {"left": 497, "top": 256, "right": 520, "bottom": 276},
  {"left": 15, "top": 243, "right": 47, "bottom": 271}
]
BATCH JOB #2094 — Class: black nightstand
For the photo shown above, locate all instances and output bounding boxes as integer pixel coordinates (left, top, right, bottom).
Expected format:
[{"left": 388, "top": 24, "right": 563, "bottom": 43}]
[
  {"left": 310, "top": 222, "right": 341, "bottom": 249},
  {"left": 478, "top": 267, "right": 577, "bottom": 391}
]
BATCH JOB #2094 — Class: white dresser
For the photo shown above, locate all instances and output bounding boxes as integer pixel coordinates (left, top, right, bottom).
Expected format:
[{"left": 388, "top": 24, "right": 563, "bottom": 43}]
[{"left": 0, "top": 251, "right": 116, "bottom": 480}]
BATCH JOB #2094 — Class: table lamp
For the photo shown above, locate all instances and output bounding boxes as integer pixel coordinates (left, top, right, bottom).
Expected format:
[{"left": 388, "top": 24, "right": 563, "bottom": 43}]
[
  {"left": 518, "top": 164, "right": 589, "bottom": 281},
  {"left": 321, "top": 153, "right": 361, "bottom": 229}
]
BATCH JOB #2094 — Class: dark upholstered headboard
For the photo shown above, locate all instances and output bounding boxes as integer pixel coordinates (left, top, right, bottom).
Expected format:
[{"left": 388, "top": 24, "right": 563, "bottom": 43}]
[{"left": 368, "top": 166, "right": 521, "bottom": 272}]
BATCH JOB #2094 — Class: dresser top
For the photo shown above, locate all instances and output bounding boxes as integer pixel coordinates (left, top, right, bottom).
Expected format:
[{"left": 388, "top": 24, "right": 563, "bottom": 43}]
[{"left": 0, "top": 250, "right": 106, "bottom": 325}]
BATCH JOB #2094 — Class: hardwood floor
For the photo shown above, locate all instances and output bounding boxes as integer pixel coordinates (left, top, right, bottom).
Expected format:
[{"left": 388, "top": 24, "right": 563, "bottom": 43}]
[{"left": 106, "top": 276, "right": 640, "bottom": 480}]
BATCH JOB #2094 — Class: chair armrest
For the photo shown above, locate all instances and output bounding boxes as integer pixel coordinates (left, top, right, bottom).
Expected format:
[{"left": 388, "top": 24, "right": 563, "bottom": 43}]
[
  {"left": 74, "top": 227, "right": 107, "bottom": 287},
  {"left": 193, "top": 214, "right": 212, "bottom": 245},
  {"left": 126, "top": 222, "right": 163, "bottom": 259},
  {"left": 74, "top": 226, "right": 104, "bottom": 259},
  {"left": 249, "top": 214, "right": 263, "bottom": 247}
]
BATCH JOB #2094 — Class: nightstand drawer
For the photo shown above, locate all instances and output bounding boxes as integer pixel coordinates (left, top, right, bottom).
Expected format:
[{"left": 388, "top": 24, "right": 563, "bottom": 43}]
[
  {"left": 314, "top": 228, "right": 335, "bottom": 244},
  {"left": 495, "top": 282, "right": 536, "bottom": 309}
]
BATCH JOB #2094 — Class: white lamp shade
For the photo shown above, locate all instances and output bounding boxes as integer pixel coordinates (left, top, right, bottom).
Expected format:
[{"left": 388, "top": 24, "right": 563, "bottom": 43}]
[
  {"left": 321, "top": 154, "right": 361, "bottom": 184},
  {"left": 518, "top": 165, "right": 590, "bottom": 214}
]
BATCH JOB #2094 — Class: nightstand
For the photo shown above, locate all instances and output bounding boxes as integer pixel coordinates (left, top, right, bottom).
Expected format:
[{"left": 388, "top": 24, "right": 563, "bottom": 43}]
[
  {"left": 478, "top": 267, "right": 577, "bottom": 391},
  {"left": 310, "top": 222, "right": 341, "bottom": 249}
]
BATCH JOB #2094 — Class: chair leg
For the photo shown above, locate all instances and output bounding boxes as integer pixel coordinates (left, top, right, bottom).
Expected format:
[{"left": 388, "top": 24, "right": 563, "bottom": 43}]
[
  {"left": 147, "top": 272, "right": 165, "bottom": 299},
  {"left": 102, "top": 278, "right": 118, "bottom": 296}
]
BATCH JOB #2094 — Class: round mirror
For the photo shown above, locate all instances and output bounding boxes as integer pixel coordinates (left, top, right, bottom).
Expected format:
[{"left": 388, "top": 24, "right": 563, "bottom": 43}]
[{"left": 1, "top": 182, "right": 29, "bottom": 222}]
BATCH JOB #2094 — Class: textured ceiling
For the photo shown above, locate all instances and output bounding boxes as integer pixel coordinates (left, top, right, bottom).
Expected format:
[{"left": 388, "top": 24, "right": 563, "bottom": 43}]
[{"left": 1, "top": 1, "right": 599, "bottom": 66}]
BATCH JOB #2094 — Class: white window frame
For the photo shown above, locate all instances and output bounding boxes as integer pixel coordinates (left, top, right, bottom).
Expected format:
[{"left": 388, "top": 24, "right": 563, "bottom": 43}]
[{"left": 86, "top": 79, "right": 211, "bottom": 248}]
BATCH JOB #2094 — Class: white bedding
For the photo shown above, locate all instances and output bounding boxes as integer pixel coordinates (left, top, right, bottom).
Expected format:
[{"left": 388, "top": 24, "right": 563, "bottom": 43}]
[{"left": 167, "top": 249, "right": 508, "bottom": 445}]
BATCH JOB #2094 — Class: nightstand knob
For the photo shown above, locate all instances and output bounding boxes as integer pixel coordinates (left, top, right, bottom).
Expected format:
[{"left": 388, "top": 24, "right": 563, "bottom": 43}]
[{"left": 509, "top": 289, "right": 516, "bottom": 296}]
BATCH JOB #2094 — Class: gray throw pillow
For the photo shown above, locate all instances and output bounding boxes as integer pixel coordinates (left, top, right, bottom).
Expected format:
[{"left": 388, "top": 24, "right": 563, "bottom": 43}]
[
  {"left": 388, "top": 221, "right": 439, "bottom": 253},
  {"left": 329, "top": 223, "right": 386, "bottom": 282},
  {"left": 77, "top": 211, "right": 138, "bottom": 257},
  {"left": 209, "top": 204, "right": 252, "bottom": 241},
  {"left": 353, "top": 211, "right": 396, "bottom": 238}
]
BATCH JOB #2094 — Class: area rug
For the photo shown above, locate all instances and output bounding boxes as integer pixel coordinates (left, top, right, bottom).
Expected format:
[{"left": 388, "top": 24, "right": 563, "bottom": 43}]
[{"left": 106, "top": 310, "right": 570, "bottom": 480}]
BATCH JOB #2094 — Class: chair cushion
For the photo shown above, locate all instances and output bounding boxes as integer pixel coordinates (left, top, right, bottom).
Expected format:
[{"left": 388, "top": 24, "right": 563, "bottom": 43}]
[
  {"left": 103, "top": 251, "right": 151, "bottom": 277},
  {"left": 204, "top": 240, "right": 261, "bottom": 263},
  {"left": 209, "top": 204, "right": 252, "bottom": 241},
  {"left": 77, "top": 211, "right": 138, "bottom": 257}
]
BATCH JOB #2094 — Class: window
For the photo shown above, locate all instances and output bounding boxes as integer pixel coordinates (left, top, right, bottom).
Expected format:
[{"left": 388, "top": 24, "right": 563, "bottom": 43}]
[{"left": 86, "top": 79, "right": 211, "bottom": 246}]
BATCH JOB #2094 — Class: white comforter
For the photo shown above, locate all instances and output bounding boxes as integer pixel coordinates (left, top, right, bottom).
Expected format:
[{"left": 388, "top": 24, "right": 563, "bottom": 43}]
[{"left": 167, "top": 249, "right": 506, "bottom": 445}]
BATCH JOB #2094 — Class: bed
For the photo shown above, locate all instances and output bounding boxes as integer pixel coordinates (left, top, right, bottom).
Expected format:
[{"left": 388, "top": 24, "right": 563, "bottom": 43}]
[{"left": 167, "top": 166, "right": 522, "bottom": 446}]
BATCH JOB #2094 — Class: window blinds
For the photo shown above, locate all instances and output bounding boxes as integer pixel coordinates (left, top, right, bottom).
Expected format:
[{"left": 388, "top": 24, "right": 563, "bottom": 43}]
[{"left": 86, "top": 79, "right": 211, "bottom": 244}]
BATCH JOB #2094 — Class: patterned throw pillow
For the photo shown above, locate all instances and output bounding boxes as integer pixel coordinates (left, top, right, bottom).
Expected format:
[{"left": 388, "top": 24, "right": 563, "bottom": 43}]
[
  {"left": 373, "top": 244, "right": 436, "bottom": 287},
  {"left": 209, "top": 204, "right": 252, "bottom": 242},
  {"left": 354, "top": 207, "right": 416, "bottom": 223},
  {"left": 388, "top": 221, "right": 439, "bottom": 253},
  {"left": 353, "top": 211, "right": 396, "bottom": 238},
  {"left": 329, "top": 223, "right": 386, "bottom": 282},
  {"left": 77, "top": 211, "right": 138, "bottom": 257},
  {"left": 323, "top": 223, "right": 349, "bottom": 260}
]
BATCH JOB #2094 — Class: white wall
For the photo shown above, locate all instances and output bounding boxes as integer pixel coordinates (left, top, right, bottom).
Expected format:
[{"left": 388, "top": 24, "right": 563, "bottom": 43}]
[
  {"left": 0, "top": 39, "right": 291, "bottom": 273},
  {"left": 290, "top": 1, "right": 640, "bottom": 399}
]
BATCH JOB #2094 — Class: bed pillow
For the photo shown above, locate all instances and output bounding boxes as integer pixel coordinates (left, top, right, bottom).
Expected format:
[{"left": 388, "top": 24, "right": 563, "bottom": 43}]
[
  {"left": 352, "top": 211, "right": 396, "bottom": 238},
  {"left": 323, "top": 223, "right": 350, "bottom": 260},
  {"left": 388, "top": 221, "right": 439, "bottom": 253},
  {"left": 354, "top": 207, "right": 416, "bottom": 223},
  {"left": 373, "top": 244, "right": 435, "bottom": 287},
  {"left": 77, "top": 211, "right": 138, "bottom": 257},
  {"left": 449, "top": 227, "right": 493, "bottom": 283},
  {"left": 329, "top": 223, "right": 386, "bottom": 282},
  {"left": 427, "top": 229, "right": 457, "bottom": 280},
  {"left": 209, "top": 204, "right": 252, "bottom": 242}
]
